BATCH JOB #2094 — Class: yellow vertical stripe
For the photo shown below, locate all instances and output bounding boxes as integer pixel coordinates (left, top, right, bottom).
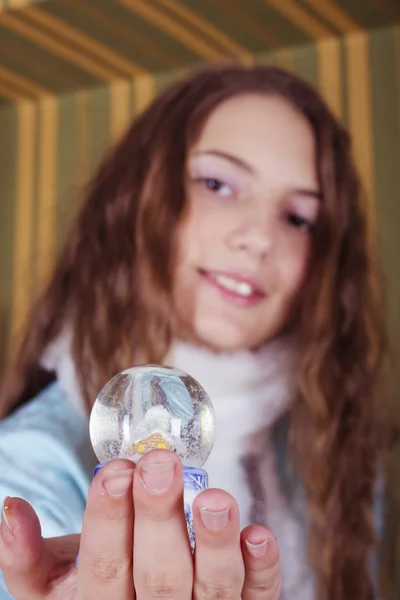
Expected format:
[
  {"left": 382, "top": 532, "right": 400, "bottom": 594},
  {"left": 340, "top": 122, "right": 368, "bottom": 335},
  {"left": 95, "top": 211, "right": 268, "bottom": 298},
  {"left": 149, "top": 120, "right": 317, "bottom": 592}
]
[
  {"left": 345, "top": 32, "right": 375, "bottom": 242},
  {"left": 36, "top": 96, "right": 58, "bottom": 291},
  {"left": 8, "top": 0, "right": 31, "bottom": 7},
  {"left": 110, "top": 79, "right": 131, "bottom": 142},
  {"left": 134, "top": 73, "right": 155, "bottom": 115},
  {"left": 10, "top": 101, "right": 36, "bottom": 354},
  {"left": 317, "top": 38, "right": 343, "bottom": 119}
]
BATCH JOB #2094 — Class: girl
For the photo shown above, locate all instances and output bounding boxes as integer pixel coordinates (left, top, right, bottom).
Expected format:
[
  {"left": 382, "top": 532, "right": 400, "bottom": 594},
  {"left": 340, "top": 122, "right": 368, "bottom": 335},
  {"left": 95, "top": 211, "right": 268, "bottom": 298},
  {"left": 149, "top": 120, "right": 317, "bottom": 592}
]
[{"left": 0, "top": 64, "right": 386, "bottom": 599}]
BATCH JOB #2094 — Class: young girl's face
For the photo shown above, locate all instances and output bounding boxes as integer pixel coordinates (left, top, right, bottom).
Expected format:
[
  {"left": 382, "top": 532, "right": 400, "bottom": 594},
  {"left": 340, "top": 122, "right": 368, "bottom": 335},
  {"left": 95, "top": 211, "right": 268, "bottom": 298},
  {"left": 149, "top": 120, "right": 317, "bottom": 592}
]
[{"left": 174, "top": 93, "right": 321, "bottom": 351}]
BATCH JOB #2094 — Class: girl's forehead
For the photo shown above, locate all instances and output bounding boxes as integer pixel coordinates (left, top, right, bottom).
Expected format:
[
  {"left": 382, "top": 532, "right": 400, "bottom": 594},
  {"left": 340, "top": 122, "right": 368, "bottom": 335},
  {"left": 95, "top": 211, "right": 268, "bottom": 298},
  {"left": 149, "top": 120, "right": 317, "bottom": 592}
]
[
  {"left": 193, "top": 95, "right": 311, "bottom": 151},
  {"left": 189, "top": 95, "right": 318, "bottom": 186}
]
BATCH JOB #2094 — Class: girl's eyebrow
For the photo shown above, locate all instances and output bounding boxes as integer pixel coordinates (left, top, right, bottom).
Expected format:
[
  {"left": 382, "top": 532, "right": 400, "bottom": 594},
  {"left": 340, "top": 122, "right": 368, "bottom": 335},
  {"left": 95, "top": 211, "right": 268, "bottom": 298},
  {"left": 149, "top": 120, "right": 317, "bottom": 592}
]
[
  {"left": 193, "top": 150, "right": 256, "bottom": 175},
  {"left": 192, "top": 151, "right": 322, "bottom": 199}
]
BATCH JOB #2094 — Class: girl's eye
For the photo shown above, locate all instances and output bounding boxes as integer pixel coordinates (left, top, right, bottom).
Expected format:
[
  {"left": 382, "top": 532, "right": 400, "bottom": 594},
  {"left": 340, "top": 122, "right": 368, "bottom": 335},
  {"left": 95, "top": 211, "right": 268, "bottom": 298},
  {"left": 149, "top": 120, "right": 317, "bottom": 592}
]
[
  {"left": 286, "top": 213, "right": 312, "bottom": 230},
  {"left": 202, "top": 178, "right": 232, "bottom": 197}
]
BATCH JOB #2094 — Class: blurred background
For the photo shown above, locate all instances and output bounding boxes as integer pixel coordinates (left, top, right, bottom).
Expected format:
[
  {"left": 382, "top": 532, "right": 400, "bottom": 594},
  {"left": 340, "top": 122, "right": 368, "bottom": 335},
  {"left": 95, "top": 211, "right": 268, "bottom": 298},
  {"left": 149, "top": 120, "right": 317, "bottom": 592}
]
[{"left": 0, "top": 0, "right": 399, "bottom": 595}]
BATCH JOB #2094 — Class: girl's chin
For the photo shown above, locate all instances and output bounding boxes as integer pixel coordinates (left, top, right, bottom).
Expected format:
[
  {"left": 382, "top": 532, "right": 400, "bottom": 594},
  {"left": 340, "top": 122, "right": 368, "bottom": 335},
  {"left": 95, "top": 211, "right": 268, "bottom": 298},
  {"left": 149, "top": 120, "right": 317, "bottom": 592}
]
[{"left": 190, "top": 320, "right": 264, "bottom": 354}]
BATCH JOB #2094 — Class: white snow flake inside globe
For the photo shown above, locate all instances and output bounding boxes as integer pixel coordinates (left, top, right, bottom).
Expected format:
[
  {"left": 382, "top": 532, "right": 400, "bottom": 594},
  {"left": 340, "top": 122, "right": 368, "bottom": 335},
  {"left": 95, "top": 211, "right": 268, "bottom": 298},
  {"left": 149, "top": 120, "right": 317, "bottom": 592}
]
[{"left": 89, "top": 365, "right": 216, "bottom": 469}]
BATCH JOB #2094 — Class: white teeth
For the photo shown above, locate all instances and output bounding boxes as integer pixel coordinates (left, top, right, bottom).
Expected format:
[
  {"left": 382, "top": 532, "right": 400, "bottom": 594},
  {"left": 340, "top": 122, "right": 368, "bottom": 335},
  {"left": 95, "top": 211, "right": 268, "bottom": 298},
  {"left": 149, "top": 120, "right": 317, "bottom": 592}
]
[{"left": 214, "top": 274, "right": 254, "bottom": 296}]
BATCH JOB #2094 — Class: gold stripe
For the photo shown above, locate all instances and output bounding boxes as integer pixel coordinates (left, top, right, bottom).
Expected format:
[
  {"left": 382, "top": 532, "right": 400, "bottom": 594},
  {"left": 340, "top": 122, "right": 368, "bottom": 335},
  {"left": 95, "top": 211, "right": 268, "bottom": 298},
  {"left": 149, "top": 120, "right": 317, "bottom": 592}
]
[
  {"left": 36, "top": 96, "right": 58, "bottom": 291},
  {"left": 8, "top": 0, "right": 31, "bottom": 6},
  {"left": 157, "top": 0, "right": 253, "bottom": 64},
  {"left": 118, "top": 0, "right": 226, "bottom": 61},
  {"left": 110, "top": 79, "right": 131, "bottom": 142},
  {"left": 265, "top": 0, "right": 332, "bottom": 40},
  {"left": 24, "top": 6, "right": 146, "bottom": 77},
  {"left": 304, "top": 0, "right": 361, "bottom": 34},
  {"left": 345, "top": 32, "right": 375, "bottom": 243},
  {"left": 317, "top": 38, "right": 343, "bottom": 119},
  {"left": 134, "top": 73, "right": 155, "bottom": 115},
  {"left": 10, "top": 101, "right": 36, "bottom": 354},
  {"left": 1, "top": 12, "right": 120, "bottom": 82},
  {"left": 0, "top": 64, "right": 50, "bottom": 98}
]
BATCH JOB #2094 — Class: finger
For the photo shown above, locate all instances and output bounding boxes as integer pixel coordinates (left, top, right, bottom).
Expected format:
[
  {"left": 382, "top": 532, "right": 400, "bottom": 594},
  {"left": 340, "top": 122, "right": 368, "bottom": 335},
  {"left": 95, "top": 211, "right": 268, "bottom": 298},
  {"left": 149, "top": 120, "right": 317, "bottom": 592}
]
[
  {"left": 77, "top": 459, "right": 135, "bottom": 600},
  {"left": 192, "top": 489, "right": 244, "bottom": 600},
  {"left": 0, "top": 496, "right": 79, "bottom": 599},
  {"left": 241, "top": 526, "right": 281, "bottom": 600},
  {"left": 133, "top": 450, "right": 192, "bottom": 600}
]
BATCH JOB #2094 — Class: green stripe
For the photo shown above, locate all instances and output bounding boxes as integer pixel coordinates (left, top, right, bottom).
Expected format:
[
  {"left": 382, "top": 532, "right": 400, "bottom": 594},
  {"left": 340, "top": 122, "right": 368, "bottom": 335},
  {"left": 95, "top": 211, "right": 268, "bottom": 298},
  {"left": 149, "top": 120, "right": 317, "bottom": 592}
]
[
  {"left": 254, "top": 48, "right": 278, "bottom": 67},
  {"left": 291, "top": 41, "right": 318, "bottom": 86},
  {"left": 129, "top": 78, "right": 136, "bottom": 118},
  {"left": 369, "top": 24, "right": 400, "bottom": 359},
  {"left": 153, "top": 65, "right": 191, "bottom": 97},
  {"left": 369, "top": 25, "right": 400, "bottom": 600},
  {"left": 55, "top": 92, "right": 79, "bottom": 250},
  {"left": 89, "top": 84, "right": 111, "bottom": 173},
  {"left": 0, "top": 104, "right": 17, "bottom": 370}
]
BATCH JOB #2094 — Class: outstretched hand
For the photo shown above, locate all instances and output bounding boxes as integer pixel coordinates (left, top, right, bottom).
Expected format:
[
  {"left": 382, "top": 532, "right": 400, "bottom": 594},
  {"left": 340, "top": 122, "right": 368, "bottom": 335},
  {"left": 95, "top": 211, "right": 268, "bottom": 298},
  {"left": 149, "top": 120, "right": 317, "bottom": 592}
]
[{"left": 0, "top": 451, "right": 281, "bottom": 599}]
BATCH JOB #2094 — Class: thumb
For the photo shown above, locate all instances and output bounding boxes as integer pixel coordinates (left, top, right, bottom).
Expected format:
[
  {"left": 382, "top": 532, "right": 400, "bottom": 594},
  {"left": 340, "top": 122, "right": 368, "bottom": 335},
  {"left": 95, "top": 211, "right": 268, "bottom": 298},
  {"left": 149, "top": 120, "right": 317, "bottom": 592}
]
[{"left": 0, "top": 496, "right": 79, "bottom": 598}]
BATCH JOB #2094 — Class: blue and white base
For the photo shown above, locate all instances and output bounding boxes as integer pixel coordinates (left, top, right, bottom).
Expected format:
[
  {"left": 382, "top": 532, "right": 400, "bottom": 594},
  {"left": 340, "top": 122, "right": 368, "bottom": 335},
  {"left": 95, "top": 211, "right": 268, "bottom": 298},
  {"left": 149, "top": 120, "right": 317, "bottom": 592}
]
[{"left": 183, "top": 466, "right": 208, "bottom": 550}]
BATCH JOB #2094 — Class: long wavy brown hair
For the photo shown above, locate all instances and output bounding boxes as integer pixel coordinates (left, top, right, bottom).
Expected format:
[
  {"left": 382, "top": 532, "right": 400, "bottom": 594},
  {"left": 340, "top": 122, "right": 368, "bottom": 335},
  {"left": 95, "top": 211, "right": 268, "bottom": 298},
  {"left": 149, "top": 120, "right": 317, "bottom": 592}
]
[{"left": 0, "top": 65, "right": 386, "bottom": 599}]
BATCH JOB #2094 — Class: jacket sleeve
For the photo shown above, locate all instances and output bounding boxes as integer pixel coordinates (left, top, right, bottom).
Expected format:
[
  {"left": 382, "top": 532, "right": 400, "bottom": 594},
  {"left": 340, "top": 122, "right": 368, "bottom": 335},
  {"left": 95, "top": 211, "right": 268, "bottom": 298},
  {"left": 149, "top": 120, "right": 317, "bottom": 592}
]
[{"left": 0, "top": 384, "right": 93, "bottom": 599}]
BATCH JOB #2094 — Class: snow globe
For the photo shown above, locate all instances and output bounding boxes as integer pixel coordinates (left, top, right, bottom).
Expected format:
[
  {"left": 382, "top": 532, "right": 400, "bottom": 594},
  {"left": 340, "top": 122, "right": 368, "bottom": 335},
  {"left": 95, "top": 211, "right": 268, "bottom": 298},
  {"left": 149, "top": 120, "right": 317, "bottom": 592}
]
[{"left": 89, "top": 364, "right": 216, "bottom": 547}]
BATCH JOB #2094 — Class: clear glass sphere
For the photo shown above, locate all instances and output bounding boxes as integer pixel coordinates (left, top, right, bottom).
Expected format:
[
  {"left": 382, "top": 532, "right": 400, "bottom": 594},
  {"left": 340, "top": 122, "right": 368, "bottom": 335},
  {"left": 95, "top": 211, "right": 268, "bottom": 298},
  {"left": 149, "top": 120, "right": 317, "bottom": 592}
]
[{"left": 89, "top": 365, "right": 216, "bottom": 469}]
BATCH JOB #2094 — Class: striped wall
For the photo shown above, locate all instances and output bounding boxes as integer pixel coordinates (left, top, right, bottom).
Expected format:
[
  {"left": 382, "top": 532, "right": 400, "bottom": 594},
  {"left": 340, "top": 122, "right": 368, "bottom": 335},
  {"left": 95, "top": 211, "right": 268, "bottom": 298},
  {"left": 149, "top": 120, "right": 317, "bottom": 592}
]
[
  {"left": 0, "top": 0, "right": 399, "bottom": 105},
  {"left": 0, "top": 23, "right": 399, "bottom": 594},
  {"left": 2, "top": 26, "right": 398, "bottom": 365}
]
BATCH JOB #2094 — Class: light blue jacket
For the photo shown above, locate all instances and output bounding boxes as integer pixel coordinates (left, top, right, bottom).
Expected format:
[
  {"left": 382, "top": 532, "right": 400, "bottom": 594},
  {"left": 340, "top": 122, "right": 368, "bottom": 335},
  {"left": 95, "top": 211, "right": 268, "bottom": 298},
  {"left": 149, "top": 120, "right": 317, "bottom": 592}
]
[
  {"left": 0, "top": 383, "right": 95, "bottom": 598},
  {"left": 0, "top": 381, "right": 383, "bottom": 598}
]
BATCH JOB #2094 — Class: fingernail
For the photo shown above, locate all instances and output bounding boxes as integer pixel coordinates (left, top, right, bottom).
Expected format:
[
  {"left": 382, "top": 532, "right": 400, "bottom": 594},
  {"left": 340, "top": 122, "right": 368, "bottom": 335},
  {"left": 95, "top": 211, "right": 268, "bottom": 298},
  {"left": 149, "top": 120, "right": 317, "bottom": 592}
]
[
  {"left": 199, "top": 506, "right": 230, "bottom": 530},
  {"left": 1, "top": 497, "right": 14, "bottom": 542},
  {"left": 140, "top": 460, "right": 175, "bottom": 494},
  {"left": 245, "top": 538, "right": 269, "bottom": 557},
  {"left": 103, "top": 469, "right": 134, "bottom": 497}
]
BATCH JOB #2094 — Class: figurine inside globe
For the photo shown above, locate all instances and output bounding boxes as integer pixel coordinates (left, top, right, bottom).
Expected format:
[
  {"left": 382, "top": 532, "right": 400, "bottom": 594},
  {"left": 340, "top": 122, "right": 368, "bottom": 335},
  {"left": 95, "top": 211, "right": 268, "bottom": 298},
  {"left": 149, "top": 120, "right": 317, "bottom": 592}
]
[{"left": 89, "top": 365, "right": 216, "bottom": 469}]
